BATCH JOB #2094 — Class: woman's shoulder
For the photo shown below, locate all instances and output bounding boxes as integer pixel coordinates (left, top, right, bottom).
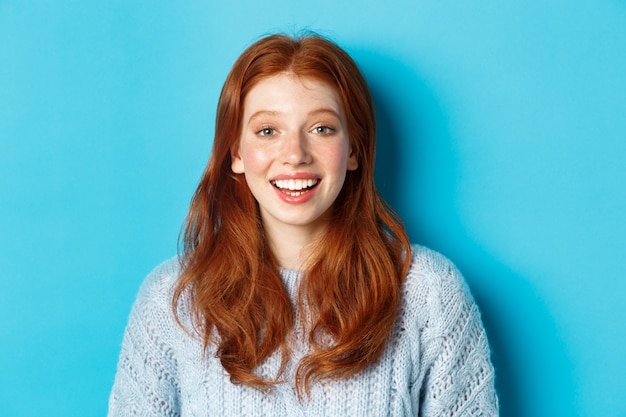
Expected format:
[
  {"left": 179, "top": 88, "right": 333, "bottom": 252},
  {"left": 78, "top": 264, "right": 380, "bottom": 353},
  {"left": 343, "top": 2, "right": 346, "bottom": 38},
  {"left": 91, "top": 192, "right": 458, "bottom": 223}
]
[
  {"left": 407, "top": 244, "right": 465, "bottom": 287},
  {"left": 128, "top": 256, "right": 184, "bottom": 324},
  {"left": 401, "top": 246, "right": 498, "bottom": 415},
  {"left": 122, "top": 256, "right": 194, "bottom": 346},
  {"left": 401, "top": 244, "right": 476, "bottom": 321},
  {"left": 135, "top": 257, "right": 181, "bottom": 300}
]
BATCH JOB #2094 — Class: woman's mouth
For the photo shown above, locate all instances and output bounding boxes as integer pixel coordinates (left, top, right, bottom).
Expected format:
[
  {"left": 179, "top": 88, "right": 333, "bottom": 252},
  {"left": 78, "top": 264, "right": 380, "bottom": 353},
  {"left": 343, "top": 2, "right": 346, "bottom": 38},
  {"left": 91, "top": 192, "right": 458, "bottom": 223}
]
[{"left": 271, "top": 179, "right": 319, "bottom": 197}]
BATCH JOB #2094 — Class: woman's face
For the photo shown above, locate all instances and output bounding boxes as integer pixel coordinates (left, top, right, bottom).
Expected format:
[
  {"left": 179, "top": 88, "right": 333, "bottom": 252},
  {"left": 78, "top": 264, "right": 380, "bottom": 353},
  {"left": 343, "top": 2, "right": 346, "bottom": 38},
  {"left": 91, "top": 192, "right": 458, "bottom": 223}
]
[{"left": 231, "top": 73, "right": 358, "bottom": 237}]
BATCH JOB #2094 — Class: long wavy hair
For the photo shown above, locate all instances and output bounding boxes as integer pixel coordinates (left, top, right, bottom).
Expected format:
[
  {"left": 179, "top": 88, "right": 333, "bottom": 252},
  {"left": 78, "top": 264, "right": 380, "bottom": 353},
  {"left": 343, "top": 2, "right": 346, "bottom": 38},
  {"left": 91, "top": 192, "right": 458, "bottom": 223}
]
[{"left": 173, "top": 33, "right": 411, "bottom": 395}]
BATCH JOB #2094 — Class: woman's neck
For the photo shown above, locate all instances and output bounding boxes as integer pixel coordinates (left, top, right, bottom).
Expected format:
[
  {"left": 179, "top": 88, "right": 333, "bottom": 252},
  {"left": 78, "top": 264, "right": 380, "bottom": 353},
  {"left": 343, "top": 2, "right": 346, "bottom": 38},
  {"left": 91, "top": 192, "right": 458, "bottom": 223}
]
[{"left": 263, "top": 223, "right": 325, "bottom": 271}]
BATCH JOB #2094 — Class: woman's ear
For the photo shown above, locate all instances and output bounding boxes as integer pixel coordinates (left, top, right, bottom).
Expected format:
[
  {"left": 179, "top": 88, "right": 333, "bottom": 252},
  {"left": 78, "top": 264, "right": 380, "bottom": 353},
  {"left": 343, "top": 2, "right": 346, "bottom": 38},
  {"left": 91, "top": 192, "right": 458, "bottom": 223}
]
[
  {"left": 347, "top": 147, "right": 358, "bottom": 171},
  {"left": 231, "top": 146, "right": 245, "bottom": 174}
]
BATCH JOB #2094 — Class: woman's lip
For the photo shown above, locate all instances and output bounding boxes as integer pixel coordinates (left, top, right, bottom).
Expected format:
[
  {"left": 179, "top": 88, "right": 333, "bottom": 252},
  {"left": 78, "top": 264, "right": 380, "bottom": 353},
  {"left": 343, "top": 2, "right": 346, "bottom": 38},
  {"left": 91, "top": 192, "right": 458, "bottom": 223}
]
[
  {"left": 269, "top": 173, "right": 321, "bottom": 204},
  {"left": 270, "top": 173, "right": 320, "bottom": 181},
  {"left": 272, "top": 182, "right": 318, "bottom": 204}
]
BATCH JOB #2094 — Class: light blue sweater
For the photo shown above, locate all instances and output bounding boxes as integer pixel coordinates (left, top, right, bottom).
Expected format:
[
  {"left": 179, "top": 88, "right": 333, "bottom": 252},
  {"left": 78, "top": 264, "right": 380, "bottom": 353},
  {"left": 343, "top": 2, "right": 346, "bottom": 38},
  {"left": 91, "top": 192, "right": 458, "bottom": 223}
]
[{"left": 108, "top": 245, "right": 498, "bottom": 416}]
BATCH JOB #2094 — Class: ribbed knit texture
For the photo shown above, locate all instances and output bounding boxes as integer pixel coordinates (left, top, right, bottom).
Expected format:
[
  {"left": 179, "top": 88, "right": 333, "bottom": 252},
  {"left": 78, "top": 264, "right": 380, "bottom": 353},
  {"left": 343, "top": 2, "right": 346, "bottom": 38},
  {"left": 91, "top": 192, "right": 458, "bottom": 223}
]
[{"left": 108, "top": 245, "right": 499, "bottom": 416}]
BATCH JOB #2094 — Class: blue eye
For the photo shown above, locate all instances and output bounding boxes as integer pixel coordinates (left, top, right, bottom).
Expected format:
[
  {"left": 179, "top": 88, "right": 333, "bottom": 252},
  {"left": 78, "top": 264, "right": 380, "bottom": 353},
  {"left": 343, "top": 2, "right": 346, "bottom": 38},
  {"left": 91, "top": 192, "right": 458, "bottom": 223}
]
[
  {"left": 314, "top": 126, "right": 334, "bottom": 135},
  {"left": 257, "top": 127, "right": 276, "bottom": 137}
]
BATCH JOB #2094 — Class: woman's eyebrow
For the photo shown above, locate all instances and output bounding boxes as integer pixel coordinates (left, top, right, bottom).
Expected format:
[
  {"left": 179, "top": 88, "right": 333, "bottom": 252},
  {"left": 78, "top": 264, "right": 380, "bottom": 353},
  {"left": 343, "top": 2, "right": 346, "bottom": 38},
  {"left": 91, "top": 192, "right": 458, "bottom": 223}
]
[
  {"left": 247, "top": 108, "right": 341, "bottom": 122},
  {"left": 308, "top": 108, "right": 341, "bottom": 118},
  {"left": 248, "top": 110, "right": 281, "bottom": 122}
]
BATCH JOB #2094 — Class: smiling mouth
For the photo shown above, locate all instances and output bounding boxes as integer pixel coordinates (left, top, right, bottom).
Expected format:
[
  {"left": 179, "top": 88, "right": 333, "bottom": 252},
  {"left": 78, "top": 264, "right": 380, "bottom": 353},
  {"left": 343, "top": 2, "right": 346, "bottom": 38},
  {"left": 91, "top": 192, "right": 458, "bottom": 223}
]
[{"left": 271, "top": 179, "right": 319, "bottom": 197}]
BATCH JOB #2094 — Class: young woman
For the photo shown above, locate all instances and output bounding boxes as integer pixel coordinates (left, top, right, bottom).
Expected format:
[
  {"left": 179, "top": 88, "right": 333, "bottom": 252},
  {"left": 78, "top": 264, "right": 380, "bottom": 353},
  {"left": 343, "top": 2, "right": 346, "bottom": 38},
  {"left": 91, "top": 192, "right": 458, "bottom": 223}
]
[{"left": 108, "top": 33, "right": 499, "bottom": 416}]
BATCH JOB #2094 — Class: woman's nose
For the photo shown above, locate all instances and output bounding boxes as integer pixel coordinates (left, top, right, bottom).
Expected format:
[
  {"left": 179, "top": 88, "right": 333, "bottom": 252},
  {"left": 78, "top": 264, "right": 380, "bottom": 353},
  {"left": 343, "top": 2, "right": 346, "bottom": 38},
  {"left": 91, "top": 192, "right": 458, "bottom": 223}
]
[{"left": 281, "top": 131, "right": 312, "bottom": 166}]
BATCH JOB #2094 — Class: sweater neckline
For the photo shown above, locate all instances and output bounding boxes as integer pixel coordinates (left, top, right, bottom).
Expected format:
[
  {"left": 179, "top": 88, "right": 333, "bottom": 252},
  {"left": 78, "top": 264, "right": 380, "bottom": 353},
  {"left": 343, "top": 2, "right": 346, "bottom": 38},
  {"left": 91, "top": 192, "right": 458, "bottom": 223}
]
[{"left": 279, "top": 268, "right": 302, "bottom": 298}]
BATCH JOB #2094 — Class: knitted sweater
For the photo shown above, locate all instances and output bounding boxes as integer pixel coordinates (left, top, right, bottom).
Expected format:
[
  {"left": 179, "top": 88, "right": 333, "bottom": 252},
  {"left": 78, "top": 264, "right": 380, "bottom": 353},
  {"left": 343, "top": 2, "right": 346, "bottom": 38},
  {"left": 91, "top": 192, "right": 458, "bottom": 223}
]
[{"left": 108, "top": 245, "right": 498, "bottom": 416}]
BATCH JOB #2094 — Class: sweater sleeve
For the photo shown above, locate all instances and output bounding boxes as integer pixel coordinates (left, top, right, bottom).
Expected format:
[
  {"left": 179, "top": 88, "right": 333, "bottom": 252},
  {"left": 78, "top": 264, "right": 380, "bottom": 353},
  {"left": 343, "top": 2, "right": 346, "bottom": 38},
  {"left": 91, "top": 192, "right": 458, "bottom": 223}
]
[
  {"left": 411, "top": 250, "right": 499, "bottom": 417},
  {"left": 108, "top": 260, "right": 182, "bottom": 417}
]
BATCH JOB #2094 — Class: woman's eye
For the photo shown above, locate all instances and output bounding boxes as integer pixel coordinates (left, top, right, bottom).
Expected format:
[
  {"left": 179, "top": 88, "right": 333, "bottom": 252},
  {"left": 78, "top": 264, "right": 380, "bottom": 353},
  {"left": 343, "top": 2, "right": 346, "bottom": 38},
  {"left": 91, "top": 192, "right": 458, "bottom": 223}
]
[
  {"left": 257, "top": 127, "right": 276, "bottom": 137},
  {"left": 313, "top": 126, "right": 334, "bottom": 135}
]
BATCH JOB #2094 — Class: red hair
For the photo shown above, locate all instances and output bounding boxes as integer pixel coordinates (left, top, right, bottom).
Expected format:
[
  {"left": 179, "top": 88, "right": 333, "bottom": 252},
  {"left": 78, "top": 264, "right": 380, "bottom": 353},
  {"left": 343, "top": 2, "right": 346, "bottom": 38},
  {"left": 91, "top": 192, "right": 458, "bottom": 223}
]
[{"left": 173, "top": 33, "right": 411, "bottom": 394}]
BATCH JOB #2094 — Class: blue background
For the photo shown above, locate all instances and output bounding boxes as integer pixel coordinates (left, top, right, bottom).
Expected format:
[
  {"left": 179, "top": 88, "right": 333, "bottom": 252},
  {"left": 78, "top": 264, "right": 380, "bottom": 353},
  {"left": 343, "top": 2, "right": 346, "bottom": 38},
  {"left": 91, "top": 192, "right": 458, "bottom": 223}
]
[{"left": 1, "top": 1, "right": 625, "bottom": 416}]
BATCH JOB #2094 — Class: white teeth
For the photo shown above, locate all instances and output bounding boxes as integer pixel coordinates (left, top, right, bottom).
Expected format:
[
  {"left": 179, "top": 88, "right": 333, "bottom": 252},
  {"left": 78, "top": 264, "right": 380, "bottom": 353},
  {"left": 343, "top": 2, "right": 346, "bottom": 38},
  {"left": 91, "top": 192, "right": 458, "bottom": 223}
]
[{"left": 272, "top": 179, "right": 318, "bottom": 191}]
